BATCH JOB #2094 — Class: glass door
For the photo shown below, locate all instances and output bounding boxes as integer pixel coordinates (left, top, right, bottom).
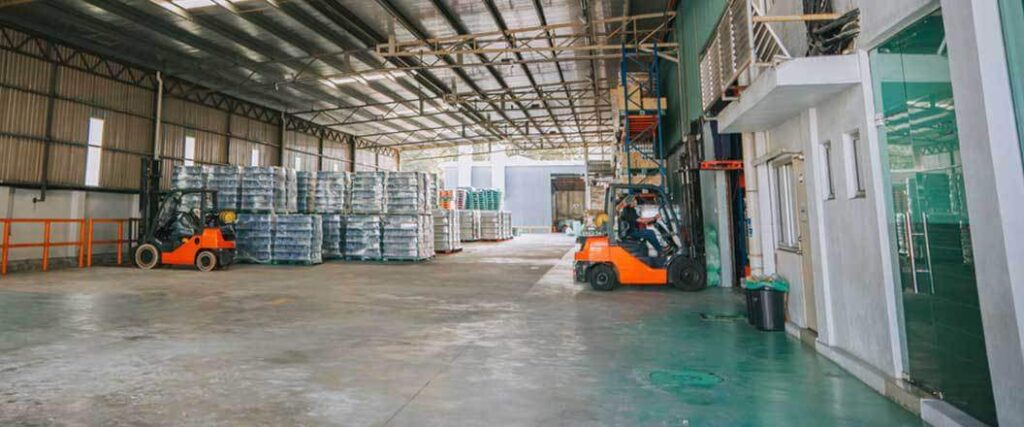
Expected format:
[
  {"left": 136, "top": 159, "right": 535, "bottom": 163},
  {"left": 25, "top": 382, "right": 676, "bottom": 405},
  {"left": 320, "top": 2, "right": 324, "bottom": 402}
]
[{"left": 870, "top": 10, "right": 996, "bottom": 425}]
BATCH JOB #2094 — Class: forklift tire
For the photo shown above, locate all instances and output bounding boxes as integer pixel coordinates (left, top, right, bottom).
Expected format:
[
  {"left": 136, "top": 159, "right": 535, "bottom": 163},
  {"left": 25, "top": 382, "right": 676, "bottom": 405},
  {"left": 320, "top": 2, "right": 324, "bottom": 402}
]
[
  {"left": 134, "top": 244, "right": 160, "bottom": 270},
  {"left": 669, "top": 257, "right": 707, "bottom": 292},
  {"left": 195, "top": 251, "right": 217, "bottom": 272},
  {"left": 589, "top": 264, "right": 619, "bottom": 292}
]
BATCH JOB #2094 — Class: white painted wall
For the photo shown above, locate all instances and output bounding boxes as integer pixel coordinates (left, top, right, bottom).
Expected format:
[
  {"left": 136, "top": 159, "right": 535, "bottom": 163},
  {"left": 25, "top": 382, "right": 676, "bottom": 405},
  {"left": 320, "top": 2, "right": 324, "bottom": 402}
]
[{"left": 0, "top": 187, "right": 138, "bottom": 263}]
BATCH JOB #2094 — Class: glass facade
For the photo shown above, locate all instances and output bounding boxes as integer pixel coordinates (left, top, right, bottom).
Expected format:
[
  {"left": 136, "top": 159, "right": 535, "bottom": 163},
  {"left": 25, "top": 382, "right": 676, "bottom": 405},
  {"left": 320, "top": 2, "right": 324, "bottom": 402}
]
[
  {"left": 870, "top": 11, "right": 996, "bottom": 425},
  {"left": 1001, "top": 0, "right": 1024, "bottom": 158}
]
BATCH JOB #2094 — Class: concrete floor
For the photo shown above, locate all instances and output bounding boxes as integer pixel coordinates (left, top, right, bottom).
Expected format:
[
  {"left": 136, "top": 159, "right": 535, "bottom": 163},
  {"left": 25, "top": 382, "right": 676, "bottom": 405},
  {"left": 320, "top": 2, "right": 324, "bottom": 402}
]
[{"left": 0, "top": 234, "right": 920, "bottom": 426}]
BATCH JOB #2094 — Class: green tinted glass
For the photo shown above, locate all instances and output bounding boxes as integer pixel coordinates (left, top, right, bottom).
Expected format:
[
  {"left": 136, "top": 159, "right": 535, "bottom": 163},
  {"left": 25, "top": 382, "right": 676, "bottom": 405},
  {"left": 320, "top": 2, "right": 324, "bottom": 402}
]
[{"left": 870, "top": 11, "right": 996, "bottom": 425}]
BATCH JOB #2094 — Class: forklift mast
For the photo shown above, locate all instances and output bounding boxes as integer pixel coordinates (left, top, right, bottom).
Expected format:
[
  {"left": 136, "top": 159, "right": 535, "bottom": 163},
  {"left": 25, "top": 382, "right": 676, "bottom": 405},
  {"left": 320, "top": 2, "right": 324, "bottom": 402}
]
[{"left": 139, "top": 157, "right": 162, "bottom": 244}]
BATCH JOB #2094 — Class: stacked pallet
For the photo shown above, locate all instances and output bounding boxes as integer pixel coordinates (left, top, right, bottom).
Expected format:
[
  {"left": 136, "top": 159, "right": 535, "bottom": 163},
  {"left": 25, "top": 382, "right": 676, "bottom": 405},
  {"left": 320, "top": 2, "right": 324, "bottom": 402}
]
[
  {"left": 321, "top": 214, "right": 344, "bottom": 260},
  {"left": 459, "top": 210, "right": 481, "bottom": 242},
  {"left": 438, "top": 189, "right": 454, "bottom": 210},
  {"left": 240, "top": 167, "right": 283, "bottom": 213},
  {"left": 426, "top": 173, "right": 439, "bottom": 210},
  {"left": 480, "top": 211, "right": 501, "bottom": 240},
  {"left": 272, "top": 214, "right": 322, "bottom": 265},
  {"left": 280, "top": 168, "right": 298, "bottom": 213},
  {"left": 344, "top": 215, "right": 382, "bottom": 260},
  {"left": 454, "top": 188, "right": 469, "bottom": 209},
  {"left": 208, "top": 166, "right": 242, "bottom": 211},
  {"left": 350, "top": 171, "right": 385, "bottom": 214},
  {"left": 171, "top": 165, "right": 209, "bottom": 212},
  {"left": 236, "top": 213, "right": 274, "bottom": 263},
  {"left": 500, "top": 211, "right": 513, "bottom": 239},
  {"left": 384, "top": 172, "right": 426, "bottom": 214},
  {"left": 315, "top": 171, "right": 349, "bottom": 213},
  {"left": 381, "top": 214, "right": 433, "bottom": 261},
  {"left": 433, "top": 209, "right": 461, "bottom": 253},
  {"left": 476, "top": 188, "right": 503, "bottom": 211},
  {"left": 295, "top": 171, "right": 316, "bottom": 213}
]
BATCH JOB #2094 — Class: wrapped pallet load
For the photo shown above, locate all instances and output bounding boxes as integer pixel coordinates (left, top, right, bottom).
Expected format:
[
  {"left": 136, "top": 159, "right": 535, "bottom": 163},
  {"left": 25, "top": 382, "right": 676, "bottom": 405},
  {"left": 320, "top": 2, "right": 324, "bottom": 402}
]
[
  {"left": 235, "top": 213, "right": 274, "bottom": 263},
  {"left": 344, "top": 215, "right": 382, "bottom": 260},
  {"left": 272, "top": 214, "right": 322, "bottom": 265},
  {"left": 480, "top": 211, "right": 501, "bottom": 240},
  {"left": 208, "top": 166, "right": 242, "bottom": 212},
  {"left": 459, "top": 210, "right": 481, "bottom": 242},
  {"left": 433, "top": 209, "right": 461, "bottom": 253},
  {"left": 240, "top": 166, "right": 282, "bottom": 213}
]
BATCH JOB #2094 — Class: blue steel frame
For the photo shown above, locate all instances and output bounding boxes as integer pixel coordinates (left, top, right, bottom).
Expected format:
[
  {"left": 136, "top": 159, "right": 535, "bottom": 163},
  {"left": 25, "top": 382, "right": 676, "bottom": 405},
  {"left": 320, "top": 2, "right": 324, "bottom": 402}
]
[{"left": 620, "top": 41, "right": 668, "bottom": 192}]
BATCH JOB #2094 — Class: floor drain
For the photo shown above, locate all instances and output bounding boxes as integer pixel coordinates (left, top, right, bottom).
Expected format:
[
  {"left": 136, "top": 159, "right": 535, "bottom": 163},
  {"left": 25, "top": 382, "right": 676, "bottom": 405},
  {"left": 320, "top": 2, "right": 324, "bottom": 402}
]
[
  {"left": 650, "top": 369, "right": 723, "bottom": 389},
  {"left": 699, "top": 313, "right": 746, "bottom": 322}
]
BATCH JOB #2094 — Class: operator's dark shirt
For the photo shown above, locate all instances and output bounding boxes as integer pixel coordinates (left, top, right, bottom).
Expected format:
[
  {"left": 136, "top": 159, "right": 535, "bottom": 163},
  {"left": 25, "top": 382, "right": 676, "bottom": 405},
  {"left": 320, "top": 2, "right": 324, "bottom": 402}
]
[{"left": 620, "top": 205, "right": 640, "bottom": 232}]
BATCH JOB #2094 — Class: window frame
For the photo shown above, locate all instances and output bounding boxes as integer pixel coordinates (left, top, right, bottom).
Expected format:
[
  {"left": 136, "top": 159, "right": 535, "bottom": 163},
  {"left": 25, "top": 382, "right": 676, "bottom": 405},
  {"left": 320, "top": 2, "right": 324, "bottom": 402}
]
[
  {"left": 250, "top": 148, "right": 260, "bottom": 166},
  {"left": 771, "top": 156, "right": 800, "bottom": 251},
  {"left": 84, "top": 117, "right": 105, "bottom": 187},
  {"left": 183, "top": 134, "right": 196, "bottom": 166},
  {"left": 820, "top": 140, "right": 836, "bottom": 200},
  {"left": 843, "top": 130, "right": 867, "bottom": 199}
]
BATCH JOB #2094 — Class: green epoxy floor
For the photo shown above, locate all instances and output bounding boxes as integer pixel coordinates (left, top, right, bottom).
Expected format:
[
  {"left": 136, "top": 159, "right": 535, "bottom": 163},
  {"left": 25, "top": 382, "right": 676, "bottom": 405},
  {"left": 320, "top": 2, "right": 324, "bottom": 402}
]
[{"left": 0, "top": 234, "right": 920, "bottom": 426}]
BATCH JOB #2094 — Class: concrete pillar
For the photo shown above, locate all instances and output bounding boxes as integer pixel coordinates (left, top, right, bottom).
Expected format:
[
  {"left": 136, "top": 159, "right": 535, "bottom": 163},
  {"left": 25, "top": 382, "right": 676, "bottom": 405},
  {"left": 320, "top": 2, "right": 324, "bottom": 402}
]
[
  {"left": 742, "top": 132, "right": 763, "bottom": 277},
  {"left": 940, "top": 1, "right": 1024, "bottom": 424},
  {"left": 457, "top": 144, "right": 473, "bottom": 187}
]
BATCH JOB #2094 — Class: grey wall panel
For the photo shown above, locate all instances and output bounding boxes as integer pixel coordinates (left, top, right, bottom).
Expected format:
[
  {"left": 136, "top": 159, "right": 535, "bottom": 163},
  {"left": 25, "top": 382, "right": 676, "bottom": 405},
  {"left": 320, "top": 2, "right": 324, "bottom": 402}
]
[
  {"left": 0, "top": 136, "right": 43, "bottom": 183},
  {"left": 0, "top": 49, "right": 51, "bottom": 92},
  {"left": 0, "top": 87, "right": 47, "bottom": 137},
  {"left": 471, "top": 166, "right": 491, "bottom": 188},
  {"left": 57, "top": 67, "right": 153, "bottom": 116},
  {"left": 230, "top": 114, "right": 279, "bottom": 148},
  {"left": 505, "top": 165, "right": 586, "bottom": 228},
  {"left": 46, "top": 143, "right": 85, "bottom": 187}
]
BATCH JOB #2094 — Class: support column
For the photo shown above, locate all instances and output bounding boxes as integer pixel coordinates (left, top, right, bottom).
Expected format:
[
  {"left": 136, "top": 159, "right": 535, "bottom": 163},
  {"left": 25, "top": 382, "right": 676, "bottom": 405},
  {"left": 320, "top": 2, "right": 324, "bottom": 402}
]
[
  {"left": 940, "top": 1, "right": 1024, "bottom": 424},
  {"left": 742, "top": 132, "right": 762, "bottom": 277},
  {"left": 490, "top": 143, "right": 507, "bottom": 195}
]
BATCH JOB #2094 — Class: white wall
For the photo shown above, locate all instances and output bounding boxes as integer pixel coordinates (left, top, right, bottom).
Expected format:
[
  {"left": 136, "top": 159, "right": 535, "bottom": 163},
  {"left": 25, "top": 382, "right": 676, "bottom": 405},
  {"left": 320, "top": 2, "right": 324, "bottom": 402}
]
[{"left": 0, "top": 187, "right": 137, "bottom": 263}]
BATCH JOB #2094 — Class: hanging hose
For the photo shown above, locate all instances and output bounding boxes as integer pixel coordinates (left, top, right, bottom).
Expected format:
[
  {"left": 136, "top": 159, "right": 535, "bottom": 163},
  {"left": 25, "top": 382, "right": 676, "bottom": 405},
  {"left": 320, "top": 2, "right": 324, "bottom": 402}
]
[{"left": 804, "top": 0, "right": 860, "bottom": 56}]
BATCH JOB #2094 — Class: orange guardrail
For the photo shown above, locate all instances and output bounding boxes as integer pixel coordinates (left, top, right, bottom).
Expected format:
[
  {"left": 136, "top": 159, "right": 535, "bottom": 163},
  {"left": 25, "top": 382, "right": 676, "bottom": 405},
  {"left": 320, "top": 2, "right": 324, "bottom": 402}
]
[
  {"left": 0, "top": 217, "right": 138, "bottom": 276},
  {"left": 86, "top": 218, "right": 138, "bottom": 267}
]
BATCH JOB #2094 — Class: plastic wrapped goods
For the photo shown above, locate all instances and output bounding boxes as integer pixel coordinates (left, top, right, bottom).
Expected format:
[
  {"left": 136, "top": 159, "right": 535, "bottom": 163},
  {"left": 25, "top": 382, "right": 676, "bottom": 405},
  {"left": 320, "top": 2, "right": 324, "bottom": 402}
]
[
  {"left": 459, "top": 210, "right": 481, "bottom": 242},
  {"left": 480, "top": 211, "right": 501, "bottom": 240},
  {"left": 171, "top": 165, "right": 209, "bottom": 213},
  {"left": 315, "top": 171, "right": 349, "bottom": 213},
  {"left": 273, "top": 214, "right": 322, "bottom": 264},
  {"left": 296, "top": 171, "right": 317, "bottom": 214},
  {"left": 241, "top": 167, "right": 283, "bottom": 213},
  {"left": 279, "top": 167, "right": 297, "bottom": 213},
  {"left": 344, "top": 214, "right": 382, "bottom": 260},
  {"left": 433, "top": 209, "right": 461, "bottom": 253},
  {"left": 351, "top": 172, "right": 385, "bottom": 214},
  {"left": 208, "top": 166, "right": 242, "bottom": 212},
  {"left": 236, "top": 213, "right": 274, "bottom": 263},
  {"left": 321, "top": 214, "right": 344, "bottom": 260},
  {"left": 382, "top": 214, "right": 433, "bottom": 261},
  {"left": 385, "top": 172, "right": 426, "bottom": 214}
]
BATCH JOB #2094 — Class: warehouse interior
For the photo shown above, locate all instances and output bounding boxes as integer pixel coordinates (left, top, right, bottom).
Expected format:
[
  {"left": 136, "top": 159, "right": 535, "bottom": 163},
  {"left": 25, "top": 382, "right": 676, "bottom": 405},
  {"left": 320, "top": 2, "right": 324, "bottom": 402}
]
[{"left": 2, "top": 0, "right": 1023, "bottom": 426}]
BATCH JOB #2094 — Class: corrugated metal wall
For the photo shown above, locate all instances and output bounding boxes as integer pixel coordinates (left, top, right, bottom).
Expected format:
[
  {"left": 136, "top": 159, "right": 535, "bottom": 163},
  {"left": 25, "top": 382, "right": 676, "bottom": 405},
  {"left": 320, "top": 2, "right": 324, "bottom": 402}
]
[{"left": 0, "top": 26, "right": 398, "bottom": 195}]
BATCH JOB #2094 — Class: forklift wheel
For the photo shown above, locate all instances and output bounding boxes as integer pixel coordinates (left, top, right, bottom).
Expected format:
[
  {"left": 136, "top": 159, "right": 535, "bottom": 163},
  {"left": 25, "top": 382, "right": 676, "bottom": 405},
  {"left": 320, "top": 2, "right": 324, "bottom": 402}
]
[
  {"left": 195, "top": 251, "right": 217, "bottom": 272},
  {"left": 589, "top": 264, "right": 619, "bottom": 291},
  {"left": 134, "top": 244, "right": 160, "bottom": 270},
  {"left": 669, "top": 257, "right": 707, "bottom": 292}
]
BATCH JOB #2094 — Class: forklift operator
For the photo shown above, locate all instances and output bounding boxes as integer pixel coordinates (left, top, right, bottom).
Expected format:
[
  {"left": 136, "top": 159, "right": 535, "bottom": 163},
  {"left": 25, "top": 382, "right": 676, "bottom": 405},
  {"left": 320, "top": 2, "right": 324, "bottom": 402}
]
[{"left": 620, "top": 195, "right": 663, "bottom": 255}]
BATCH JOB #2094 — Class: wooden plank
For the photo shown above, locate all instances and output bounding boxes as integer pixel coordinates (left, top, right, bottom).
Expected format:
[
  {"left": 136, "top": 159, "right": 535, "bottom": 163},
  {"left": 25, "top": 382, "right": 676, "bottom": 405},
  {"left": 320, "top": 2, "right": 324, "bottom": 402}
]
[{"left": 752, "top": 13, "right": 841, "bottom": 23}]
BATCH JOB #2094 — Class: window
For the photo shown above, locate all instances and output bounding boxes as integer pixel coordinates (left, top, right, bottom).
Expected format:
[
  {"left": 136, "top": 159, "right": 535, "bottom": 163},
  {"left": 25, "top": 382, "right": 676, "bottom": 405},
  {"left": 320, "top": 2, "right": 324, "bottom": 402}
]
[
  {"left": 293, "top": 156, "right": 302, "bottom": 171},
  {"left": 333, "top": 163, "right": 340, "bottom": 172},
  {"left": 773, "top": 159, "right": 799, "bottom": 249},
  {"left": 184, "top": 135, "right": 196, "bottom": 166},
  {"left": 250, "top": 148, "right": 260, "bottom": 166},
  {"left": 84, "top": 117, "right": 104, "bottom": 187},
  {"left": 820, "top": 140, "right": 836, "bottom": 200},
  {"left": 843, "top": 130, "right": 866, "bottom": 198}
]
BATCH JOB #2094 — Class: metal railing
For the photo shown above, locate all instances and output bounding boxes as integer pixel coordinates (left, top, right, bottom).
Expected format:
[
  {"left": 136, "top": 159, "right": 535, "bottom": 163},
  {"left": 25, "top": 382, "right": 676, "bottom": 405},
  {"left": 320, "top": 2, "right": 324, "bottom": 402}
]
[
  {"left": 700, "top": 0, "right": 792, "bottom": 112},
  {"left": 0, "top": 217, "right": 138, "bottom": 276}
]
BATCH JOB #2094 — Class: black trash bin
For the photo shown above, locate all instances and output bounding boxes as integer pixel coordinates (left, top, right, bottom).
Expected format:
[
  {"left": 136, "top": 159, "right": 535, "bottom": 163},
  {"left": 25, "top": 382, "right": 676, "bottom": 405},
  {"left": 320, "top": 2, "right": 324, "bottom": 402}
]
[{"left": 747, "top": 287, "right": 786, "bottom": 331}]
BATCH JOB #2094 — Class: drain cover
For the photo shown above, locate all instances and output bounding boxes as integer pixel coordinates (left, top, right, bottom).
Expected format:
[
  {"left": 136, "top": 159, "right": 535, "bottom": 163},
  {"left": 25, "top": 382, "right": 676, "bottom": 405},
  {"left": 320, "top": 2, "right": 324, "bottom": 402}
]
[
  {"left": 699, "top": 313, "right": 746, "bottom": 322},
  {"left": 649, "top": 369, "right": 723, "bottom": 389}
]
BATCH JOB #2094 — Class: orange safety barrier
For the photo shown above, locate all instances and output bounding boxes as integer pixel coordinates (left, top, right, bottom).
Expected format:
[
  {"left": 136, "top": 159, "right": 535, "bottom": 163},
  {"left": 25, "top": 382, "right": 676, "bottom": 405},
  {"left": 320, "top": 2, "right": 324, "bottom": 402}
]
[
  {"left": 86, "top": 218, "right": 138, "bottom": 267},
  {"left": 0, "top": 219, "right": 87, "bottom": 275},
  {"left": 0, "top": 217, "right": 139, "bottom": 276}
]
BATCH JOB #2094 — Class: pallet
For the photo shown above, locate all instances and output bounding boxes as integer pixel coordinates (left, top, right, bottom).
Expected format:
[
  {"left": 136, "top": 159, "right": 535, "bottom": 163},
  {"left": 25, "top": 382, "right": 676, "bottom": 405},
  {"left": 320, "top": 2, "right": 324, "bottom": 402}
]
[
  {"left": 270, "top": 260, "right": 323, "bottom": 266},
  {"left": 434, "top": 248, "right": 463, "bottom": 254}
]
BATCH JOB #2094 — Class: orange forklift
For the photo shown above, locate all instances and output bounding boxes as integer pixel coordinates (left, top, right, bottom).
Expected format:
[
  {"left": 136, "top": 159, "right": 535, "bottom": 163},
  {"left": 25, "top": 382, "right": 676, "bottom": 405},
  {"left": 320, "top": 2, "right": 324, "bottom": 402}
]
[
  {"left": 133, "top": 158, "right": 237, "bottom": 272},
  {"left": 574, "top": 184, "right": 705, "bottom": 291}
]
